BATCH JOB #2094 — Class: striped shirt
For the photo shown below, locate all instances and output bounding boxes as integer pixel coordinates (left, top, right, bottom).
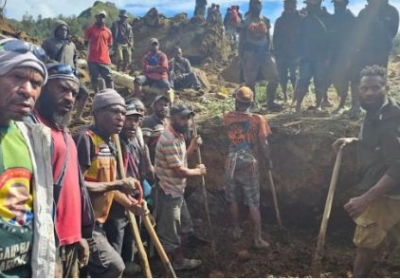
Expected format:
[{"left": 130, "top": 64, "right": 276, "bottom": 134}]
[{"left": 155, "top": 125, "right": 187, "bottom": 196}]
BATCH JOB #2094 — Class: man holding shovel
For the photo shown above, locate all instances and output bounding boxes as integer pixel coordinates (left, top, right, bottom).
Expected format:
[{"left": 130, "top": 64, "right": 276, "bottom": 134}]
[
  {"left": 154, "top": 104, "right": 206, "bottom": 271},
  {"left": 223, "top": 86, "right": 272, "bottom": 249},
  {"left": 333, "top": 65, "right": 400, "bottom": 277}
]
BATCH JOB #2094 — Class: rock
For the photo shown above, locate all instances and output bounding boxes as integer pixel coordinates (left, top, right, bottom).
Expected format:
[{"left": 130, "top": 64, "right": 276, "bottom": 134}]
[
  {"left": 237, "top": 249, "right": 251, "bottom": 262},
  {"left": 209, "top": 270, "right": 225, "bottom": 278}
]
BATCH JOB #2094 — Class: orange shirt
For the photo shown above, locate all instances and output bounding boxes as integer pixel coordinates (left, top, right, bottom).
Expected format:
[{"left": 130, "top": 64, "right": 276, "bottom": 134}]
[{"left": 85, "top": 24, "right": 113, "bottom": 64}]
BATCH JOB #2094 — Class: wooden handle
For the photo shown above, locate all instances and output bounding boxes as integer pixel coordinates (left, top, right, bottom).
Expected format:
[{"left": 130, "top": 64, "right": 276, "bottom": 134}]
[{"left": 268, "top": 170, "right": 283, "bottom": 230}]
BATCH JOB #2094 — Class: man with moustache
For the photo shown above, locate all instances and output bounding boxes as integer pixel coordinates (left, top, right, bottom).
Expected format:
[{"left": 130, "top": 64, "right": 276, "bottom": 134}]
[
  {"left": 30, "top": 63, "right": 94, "bottom": 277},
  {"left": 333, "top": 65, "right": 400, "bottom": 277},
  {"left": 154, "top": 104, "right": 206, "bottom": 271},
  {"left": 42, "top": 20, "right": 90, "bottom": 124},
  {"left": 73, "top": 89, "right": 142, "bottom": 278},
  {"left": 0, "top": 38, "right": 55, "bottom": 277}
]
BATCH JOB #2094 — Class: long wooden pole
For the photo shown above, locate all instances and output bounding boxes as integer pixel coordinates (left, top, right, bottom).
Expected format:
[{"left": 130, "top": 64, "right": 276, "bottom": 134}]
[
  {"left": 191, "top": 116, "right": 218, "bottom": 266},
  {"left": 268, "top": 170, "right": 283, "bottom": 230},
  {"left": 311, "top": 144, "right": 345, "bottom": 277},
  {"left": 112, "top": 134, "right": 152, "bottom": 278}
]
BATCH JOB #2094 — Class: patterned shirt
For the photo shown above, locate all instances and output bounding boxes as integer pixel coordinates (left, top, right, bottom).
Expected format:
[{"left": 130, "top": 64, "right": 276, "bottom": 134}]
[{"left": 155, "top": 125, "right": 187, "bottom": 197}]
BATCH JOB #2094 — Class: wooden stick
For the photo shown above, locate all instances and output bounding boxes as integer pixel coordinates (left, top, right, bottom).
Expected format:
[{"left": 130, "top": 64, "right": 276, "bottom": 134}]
[
  {"left": 112, "top": 134, "right": 152, "bottom": 278},
  {"left": 311, "top": 144, "right": 345, "bottom": 277},
  {"left": 191, "top": 116, "right": 218, "bottom": 266},
  {"left": 268, "top": 170, "right": 283, "bottom": 230}
]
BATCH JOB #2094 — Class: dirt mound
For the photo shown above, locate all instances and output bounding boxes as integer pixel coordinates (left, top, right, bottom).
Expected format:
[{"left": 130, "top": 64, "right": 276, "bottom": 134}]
[{"left": 131, "top": 8, "right": 232, "bottom": 69}]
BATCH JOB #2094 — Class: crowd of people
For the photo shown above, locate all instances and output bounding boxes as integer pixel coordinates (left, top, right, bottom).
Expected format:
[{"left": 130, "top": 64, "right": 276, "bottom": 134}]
[{"left": 0, "top": 0, "right": 399, "bottom": 278}]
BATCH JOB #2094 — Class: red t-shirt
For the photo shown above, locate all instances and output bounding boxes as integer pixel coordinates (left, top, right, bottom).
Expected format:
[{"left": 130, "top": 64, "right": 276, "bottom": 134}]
[
  {"left": 85, "top": 24, "right": 113, "bottom": 64},
  {"left": 35, "top": 113, "right": 82, "bottom": 246}
]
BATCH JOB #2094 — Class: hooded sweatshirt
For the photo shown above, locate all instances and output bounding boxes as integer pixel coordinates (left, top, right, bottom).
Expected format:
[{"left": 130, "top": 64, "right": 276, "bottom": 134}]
[{"left": 42, "top": 20, "right": 77, "bottom": 68}]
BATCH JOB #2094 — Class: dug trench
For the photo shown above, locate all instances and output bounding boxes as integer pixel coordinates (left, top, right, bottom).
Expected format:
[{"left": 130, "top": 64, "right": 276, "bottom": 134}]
[{"left": 142, "top": 113, "right": 400, "bottom": 278}]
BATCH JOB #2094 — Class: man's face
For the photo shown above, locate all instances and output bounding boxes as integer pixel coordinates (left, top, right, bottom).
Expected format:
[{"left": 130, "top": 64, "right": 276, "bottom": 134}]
[
  {"left": 284, "top": 1, "right": 297, "bottom": 12},
  {"left": 150, "top": 42, "right": 159, "bottom": 52},
  {"left": 96, "top": 15, "right": 106, "bottom": 25},
  {"left": 56, "top": 25, "right": 68, "bottom": 39},
  {"left": 96, "top": 104, "right": 126, "bottom": 135},
  {"left": 154, "top": 99, "right": 169, "bottom": 118},
  {"left": 171, "top": 114, "right": 191, "bottom": 134},
  {"left": 359, "top": 75, "right": 387, "bottom": 112},
  {"left": 250, "top": 0, "right": 262, "bottom": 14},
  {"left": 174, "top": 48, "right": 183, "bottom": 61},
  {"left": 0, "top": 67, "right": 44, "bottom": 125},
  {"left": 120, "top": 16, "right": 127, "bottom": 23},
  {"left": 121, "top": 114, "right": 141, "bottom": 139},
  {"left": 39, "top": 79, "right": 79, "bottom": 128}
]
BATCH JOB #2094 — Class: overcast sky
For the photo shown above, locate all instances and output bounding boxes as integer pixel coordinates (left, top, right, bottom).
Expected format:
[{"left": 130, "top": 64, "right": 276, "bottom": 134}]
[{"left": 5, "top": 0, "right": 400, "bottom": 27}]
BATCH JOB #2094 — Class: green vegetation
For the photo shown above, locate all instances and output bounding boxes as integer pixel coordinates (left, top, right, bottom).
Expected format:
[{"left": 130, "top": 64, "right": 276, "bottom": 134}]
[{"left": 7, "top": 1, "right": 134, "bottom": 39}]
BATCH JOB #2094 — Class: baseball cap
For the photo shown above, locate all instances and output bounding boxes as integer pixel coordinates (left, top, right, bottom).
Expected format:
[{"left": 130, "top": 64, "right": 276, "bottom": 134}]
[
  {"left": 170, "top": 104, "right": 195, "bottom": 117},
  {"left": 152, "top": 95, "right": 170, "bottom": 105},
  {"left": 96, "top": 10, "right": 107, "bottom": 17},
  {"left": 150, "top": 38, "right": 159, "bottom": 45},
  {"left": 126, "top": 103, "right": 143, "bottom": 116},
  {"left": 235, "top": 86, "right": 254, "bottom": 103},
  {"left": 119, "top": 10, "right": 128, "bottom": 18}
]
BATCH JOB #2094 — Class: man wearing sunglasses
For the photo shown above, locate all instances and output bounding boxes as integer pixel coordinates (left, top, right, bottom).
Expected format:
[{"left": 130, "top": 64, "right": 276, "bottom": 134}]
[
  {"left": 42, "top": 20, "right": 90, "bottom": 124},
  {"left": 0, "top": 39, "right": 56, "bottom": 277},
  {"left": 30, "top": 63, "right": 94, "bottom": 277}
]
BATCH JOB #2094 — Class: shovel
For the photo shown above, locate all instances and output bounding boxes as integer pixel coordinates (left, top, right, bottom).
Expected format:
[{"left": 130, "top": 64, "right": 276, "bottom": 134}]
[{"left": 311, "top": 144, "right": 345, "bottom": 277}]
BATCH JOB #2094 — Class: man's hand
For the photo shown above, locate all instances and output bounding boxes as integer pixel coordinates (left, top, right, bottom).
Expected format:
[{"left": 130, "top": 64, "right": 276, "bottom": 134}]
[
  {"left": 118, "top": 177, "right": 141, "bottom": 194},
  {"left": 344, "top": 195, "right": 372, "bottom": 219},
  {"left": 128, "top": 196, "right": 144, "bottom": 215},
  {"left": 332, "top": 137, "right": 358, "bottom": 153},
  {"left": 196, "top": 164, "right": 207, "bottom": 176},
  {"left": 189, "top": 135, "right": 203, "bottom": 150},
  {"left": 77, "top": 239, "right": 90, "bottom": 268}
]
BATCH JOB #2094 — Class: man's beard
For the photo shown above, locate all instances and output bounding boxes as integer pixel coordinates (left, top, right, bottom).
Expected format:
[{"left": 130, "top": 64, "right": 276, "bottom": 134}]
[
  {"left": 360, "top": 96, "right": 385, "bottom": 113},
  {"left": 38, "top": 98, "right": 72, "bottom": 129},
  {"left": 53, "top": 112, "right": 72, "bottom": 129},
  {"left": 172, "top": 123, "right": 188, "bottom": 134}
]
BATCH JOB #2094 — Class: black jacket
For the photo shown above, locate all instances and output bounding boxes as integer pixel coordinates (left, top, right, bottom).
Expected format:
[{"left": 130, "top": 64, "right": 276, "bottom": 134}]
[{"left": 273, "top": 11, "right": 303, "bottom": 60}]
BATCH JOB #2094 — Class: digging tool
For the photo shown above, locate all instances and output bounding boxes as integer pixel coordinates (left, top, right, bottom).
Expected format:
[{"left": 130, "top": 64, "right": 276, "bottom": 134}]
[
  {"left": 191, "top": 115, "right": 218, "bottom": 266},
  {"left": 311, "top": 144, "right": 345, "bottom": 277},
  {"left": 113, "top": 134, "right": 177, "bottom": 278},
  {"left": 113, "top": 134, "right": 152, "bottom": 278},
  {"left": 268, "top": 170, "right": 283, "bottom": 230}
]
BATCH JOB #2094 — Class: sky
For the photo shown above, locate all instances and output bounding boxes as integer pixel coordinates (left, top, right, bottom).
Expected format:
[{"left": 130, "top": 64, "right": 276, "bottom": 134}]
[{"left": 4, "top": 0, "right": 400, "bottom": 28}]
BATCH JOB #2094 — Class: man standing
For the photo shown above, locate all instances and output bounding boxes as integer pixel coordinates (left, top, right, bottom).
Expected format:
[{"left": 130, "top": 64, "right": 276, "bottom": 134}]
[
  {"left": 273, "top": 0, "right": 302, "bottom": 103},
  {"left": 0, "top": 39, "right": 55, "bottom": 277},
  {"left": 111, "top": 10, "right": 134, "bottom": 73},
  {"left": 329, "top": 0, "right": 356, "bottom": 115},
  {"left": 349, "top": 0, "right": 399, "bottom": 116},
  {"left": 295, "top": 0, "right": 332, "bottom": 113},
  {"left": 333, "top": 65, "right": 400, "bottom": 277},
  {"left": 155, "top": 104, "right": 206, "bottom": 270},
  {"left": 74, "top": 89, "right": 142, "bottom": 278},
  {"left": 133, "top": 38, "right": 170, "bottom": 98},
  {"left": 194, "top": 0, "right": 207, "bottom": 18},
  {"left": 223, "top": 86, "right": 272, "bottom": 249},
  {"left": 85, "top": 10, "right": 114, "bottom": 92},
  {"left": 32, "top": 63, "right": 92, "bottom": 277},
  {"left": 141, "top": 95, "right": 170, "bottom": 167},
  {"left": 169, "top": 47, "right": 202, "bottom": 92},
  {"left": 42, "top": 20, "right": 90, "bottom": 124},
  {"left": 239, "top": 0, "right": 281, "bottom": 111}
]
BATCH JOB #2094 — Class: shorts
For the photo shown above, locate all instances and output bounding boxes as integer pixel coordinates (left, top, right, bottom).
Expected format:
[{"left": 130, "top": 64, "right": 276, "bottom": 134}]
[
  {"left": 134, "top": 75, "right": 170, "bottom": 89},
  {"left": 87, "top": 224, "right": 125, "bottom": 278},
  {"left": 297, "top": 59, "right": 329, "bottom": 94},
  {"left": 353, "top": 196, "right": 400, "bottom": 249},
  {"left": 241, "top": 51, "right": 279, "bottom": 87},
  {"left": 155, "top": 187, "right": 194, "bottom": 253},
  {"left": 224, "top": 163, "right": 260, "bottom": 207},
  {"left": 115, "top": 44, "right": 132, "bottom": 64},
  {"left": 88, "top": 62, "right": 112, "bottom": 83}
]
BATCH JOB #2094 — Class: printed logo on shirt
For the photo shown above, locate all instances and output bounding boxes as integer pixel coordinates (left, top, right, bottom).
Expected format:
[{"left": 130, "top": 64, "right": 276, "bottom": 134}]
[
  {"left": 227, "top": 121, "right": 251, "bottom": 147},
  {"left": 0, "top": 240, "right": 31, "bottom": 272},
  {"left": 0, "top": 168, "right": 33, "bottom": 226}
]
